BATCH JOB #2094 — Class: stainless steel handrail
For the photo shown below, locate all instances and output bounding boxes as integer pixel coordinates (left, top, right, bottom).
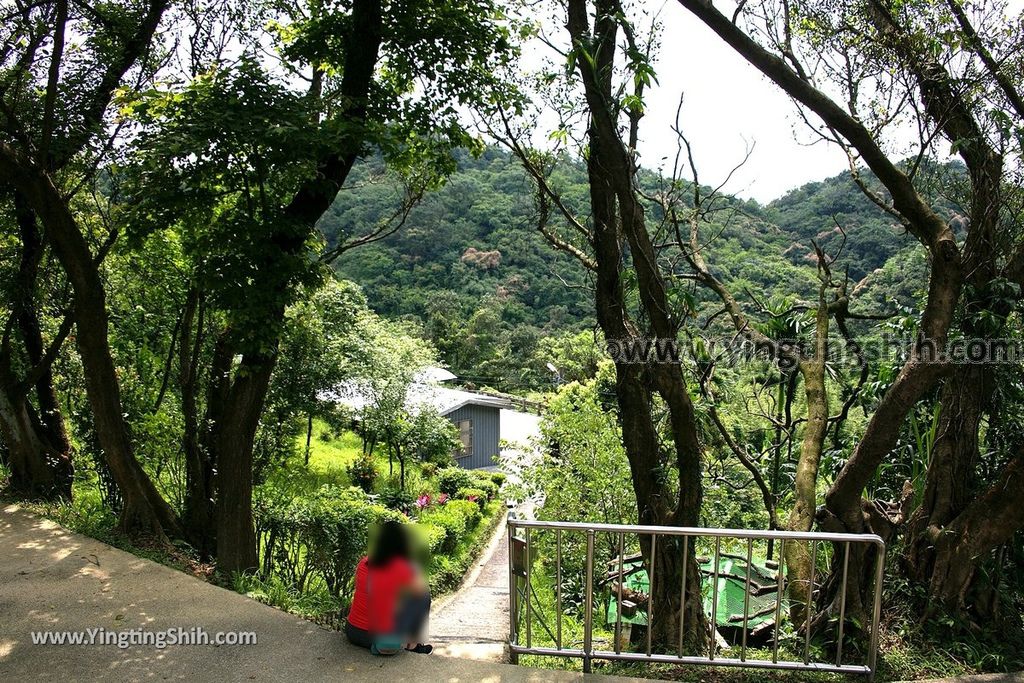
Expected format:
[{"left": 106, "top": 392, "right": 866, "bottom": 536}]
[
  {"left": 507, "top": 518, "right": 885, "bottom": 680},
  {"left": 509, "top": 518, "right": 885, "bottom": 545}
]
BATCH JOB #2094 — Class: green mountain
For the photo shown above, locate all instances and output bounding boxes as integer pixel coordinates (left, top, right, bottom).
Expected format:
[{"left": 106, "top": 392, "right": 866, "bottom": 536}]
[
  {"left": 765, "top": 171, "right": 908, "bottom": 282},
  {"left": 321, "top": 148, "right": 956, "bottom": 392}
]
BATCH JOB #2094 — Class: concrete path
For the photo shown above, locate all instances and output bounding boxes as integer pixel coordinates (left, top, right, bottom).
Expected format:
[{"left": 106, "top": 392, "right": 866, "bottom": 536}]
[
  {"left": 0, "top": 504, "right": 657, "bottom": 683},
  {"left": 430, "top": 508, "right": 511, "bottom": 661}
]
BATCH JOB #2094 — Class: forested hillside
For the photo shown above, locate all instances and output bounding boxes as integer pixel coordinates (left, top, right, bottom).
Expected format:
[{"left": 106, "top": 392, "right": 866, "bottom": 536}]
[
  {"left": 323, "top": 147, "right": 958, "bottom": 389},
  {"left": 325, "top": 148, "right": 595, "bottom": 389}
]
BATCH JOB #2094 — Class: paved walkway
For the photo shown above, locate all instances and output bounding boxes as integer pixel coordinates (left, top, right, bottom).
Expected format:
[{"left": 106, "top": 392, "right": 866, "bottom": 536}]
[
  {"left": 430, "top": 508, "right": 511, "bottom": 661},
  {"left": 0, "top": 504, "right": 654, "bottom": 683},
  {"left": 4, "top": 503, "right": 1017, "bottom": 683}
]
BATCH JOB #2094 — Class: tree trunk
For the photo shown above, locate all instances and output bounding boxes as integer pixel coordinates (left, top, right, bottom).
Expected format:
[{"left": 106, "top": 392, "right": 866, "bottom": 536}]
[
  {"left": 304, "top": 411, "right": 314, "bottom": 466},
  {"left": 399, "top": 446, "right": 405, "bottom": 491},
  {"left": 924, "top": 456, "right": 1024, "bottom": 618},
  {"left": 73, "top": 279, "right": 182, "bottom": 538},
  {"left": 863, "top": 0, "right": 1009, "bottom": 619},
  {"left": 900, "top": 153, "right": 1005, "bottom": 615},
  {"left": 180, "top": 289, "right": 217, "bottom": 557},
  {"left": 0, "top": 387, "right": 72, "bottom": 498},
  {"left": 903, "top": 366, "right": 986, "bottom": 579},
  {"left": 214, "top": 351, "right": 276, "bottom": 576},
  {"left": 785, "top": 284, "right": 830, "bottom": 626},
  {"left": 200, "top": 0, "right": 383, "bottom": 574},
  {"left": 0, "top": 192, "right": 73, "bottom": 498},
  {"left": 564, "top": 0, "right": 709, "bottom": 651},
  {"left": 0, "top": 146, "right": 181, "bottom": 540}
]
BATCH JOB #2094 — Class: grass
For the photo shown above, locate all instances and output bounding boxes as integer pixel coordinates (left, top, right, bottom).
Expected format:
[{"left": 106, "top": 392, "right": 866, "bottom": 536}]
[
  {"left": 259, "top": 420, "right": 363, "bottom": 498},
  {"left": 263, "top": 419, "right": 432, "bottom": 499},
  {"left": 305, "top": 422, "right": 365, "bottom": 481}
]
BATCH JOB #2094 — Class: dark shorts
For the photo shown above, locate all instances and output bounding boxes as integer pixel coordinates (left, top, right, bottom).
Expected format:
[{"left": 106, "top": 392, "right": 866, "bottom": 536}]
[{"left": 345, "top": 620, "right": 374, "bottom": 649}]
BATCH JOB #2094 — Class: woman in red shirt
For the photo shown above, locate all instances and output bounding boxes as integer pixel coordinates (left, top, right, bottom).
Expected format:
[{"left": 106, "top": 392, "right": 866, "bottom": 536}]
[{"left": 345, "top": 521, "right": 433, "bottom": 655}]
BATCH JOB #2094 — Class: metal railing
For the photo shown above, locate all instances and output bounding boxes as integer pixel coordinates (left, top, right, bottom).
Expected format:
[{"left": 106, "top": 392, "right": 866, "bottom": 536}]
[{"left": 507, "top": 519, "right": 885, "bottom": 680}]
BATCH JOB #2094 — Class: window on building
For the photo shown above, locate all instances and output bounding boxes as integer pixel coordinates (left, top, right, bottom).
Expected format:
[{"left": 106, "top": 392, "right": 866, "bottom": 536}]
[{"left": 457, "top": 419, "right": 473, "bottom": 457}]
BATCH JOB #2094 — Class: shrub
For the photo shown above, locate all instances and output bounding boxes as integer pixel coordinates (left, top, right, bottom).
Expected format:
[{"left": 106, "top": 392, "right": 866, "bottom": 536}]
[
  {"left": 429, "top": 555, "right": 461, "bottom": 591},
  {"left": 421, "top": 507, "right": 467, "bottom": 553},
  {"left": 253, "top": 485, "right": 408, "bottom": 602},
  {"left": 456, "top": 487, "right": 488, "bottom": 511},
  {"left": 489, "top": 472, "right": 506, "bottom": 487},
  {"left": 476, "top": 480, "right": 499, "bottom": 500},
  {"left": 378, "top": 485, "right": 414, "bottom": 513},
  {"left": 446, "top": 499, "right": 482, "bottom": 528},
  {"left": 346, "top": 456, "right": 377, "bottom": 493},
  {"left": 418, "top": 523, "right": 446, "bottom": 555},
  {"left": 420, "top": 462, "right": 438, "bottom": 479},
  {"left": 468, "top": 472, "right": 498, "bottom": 500},
  {"left": 419, "top": 496, "right": 484, "bottom": 553},
  {"left": 436, "top": 466, "right": 473, "bottom": 496}
]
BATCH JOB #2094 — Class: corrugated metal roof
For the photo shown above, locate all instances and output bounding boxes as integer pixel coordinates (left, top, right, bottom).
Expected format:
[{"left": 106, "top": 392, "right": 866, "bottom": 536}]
[{"left": 325, "top": 379, "right": 512, "bottom": 416}]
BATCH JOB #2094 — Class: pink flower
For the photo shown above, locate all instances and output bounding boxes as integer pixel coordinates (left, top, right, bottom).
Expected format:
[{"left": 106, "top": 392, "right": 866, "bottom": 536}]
[
  {"left": 437, "top": 493, "right": 449, "bottom": 505},
  {"left": 467, "top": 494, "right": 478, "bottom": 503},
  {"left": 415, "top": 494, "right": 431, "bottom": 510}
]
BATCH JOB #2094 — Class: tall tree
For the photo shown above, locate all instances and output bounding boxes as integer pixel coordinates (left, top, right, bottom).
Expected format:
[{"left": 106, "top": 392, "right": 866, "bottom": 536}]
[
  {"left": 673, "top": 0, "right": 1023, "bottom": 623},
  {"left": 125, "top": 0, "right": 514, "bottom": 573},
  {"left": 0, "top": 0, "right": 180, "bottom": 532},
  {"left": 495, "top": 0, "right": 711, "bottom": 650}
]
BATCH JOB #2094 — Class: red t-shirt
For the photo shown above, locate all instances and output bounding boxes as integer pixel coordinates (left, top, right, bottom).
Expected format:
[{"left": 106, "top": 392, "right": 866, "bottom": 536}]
[{"left": 347, "top": 556, "right": 415, "bottom": 633}]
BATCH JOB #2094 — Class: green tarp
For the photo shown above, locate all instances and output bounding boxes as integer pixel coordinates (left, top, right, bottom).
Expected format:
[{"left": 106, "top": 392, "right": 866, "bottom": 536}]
[{"left": 603, "top": 553, "right": 785, "bottom": 632}]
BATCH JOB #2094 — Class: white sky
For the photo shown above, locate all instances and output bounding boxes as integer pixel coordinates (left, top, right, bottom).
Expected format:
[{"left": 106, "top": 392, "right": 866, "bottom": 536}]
[
  {"left": 635, "top": 4, "right": 849, "bottom": 204},
  {"left": 511, "top": 0, "right": 1021, "bottom": 205}
]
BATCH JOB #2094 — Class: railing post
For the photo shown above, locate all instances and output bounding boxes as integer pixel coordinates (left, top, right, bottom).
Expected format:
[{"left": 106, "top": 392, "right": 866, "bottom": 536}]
[
  {"left": 678, "top": 535, "right": 688, "bottom": 658},
  {"left": 772, "top": 538, "right": 784, "bottom": 664},
  {"left": 507, "top": 518, "right": 518, "bottom": 665},
  {"left": 804, "top": 539, "right": 817, "bottom": 665},
  {"left": 868, "top": 543, "right": 886, "bottom": 681},
  {"left": 709, "top": 536, "right": 721, "bottom": 661},
  {"left": 583, "top": 529, "right": 595, "bottom": 674},
  {"left": 615, "top": 532, "right": 624, "bottom": 654},
  {"left": 836, "top": 541, "right": 850, "bottom": 667},
  {"left": 646, "top": 533, "right": 656, "bottom": 657},
  {"left": 741, "top": 538, "right": 752, "bottom": 662},
  {"left": 556, "top": 528, "right": 562, "bottom": 651},
  {"left": 525, "top": 526, "right": 532, "bottom": 649}
]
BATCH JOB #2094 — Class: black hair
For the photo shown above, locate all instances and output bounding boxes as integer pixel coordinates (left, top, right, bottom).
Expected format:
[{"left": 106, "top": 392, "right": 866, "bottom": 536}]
[{"left": 367, "top": 520, "right": 412, "bottom": 567}]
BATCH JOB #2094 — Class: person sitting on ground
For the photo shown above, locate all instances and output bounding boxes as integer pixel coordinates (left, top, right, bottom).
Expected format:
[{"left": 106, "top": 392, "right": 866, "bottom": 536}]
[{"left": 345, "top": 520, "right": 433, "bottom": 655}]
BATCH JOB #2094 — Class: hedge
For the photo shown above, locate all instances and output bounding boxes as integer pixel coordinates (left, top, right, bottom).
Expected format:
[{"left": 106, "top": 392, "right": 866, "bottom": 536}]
[
  {"left": 456, "top": 487, "right": 488, "bottom": 511},
  {"left": 418, "top": 496, "right": 484, "bottom": 553},
  {"left": 254, "top": 485, "right": 407, "bottom": 603},
  {"left": 445, "top": 499, "right": 482, "bottom": 528},
  {"left": 436, "top": 467, "right": 474, "bottom": 496},
  {"left": 418, "top": 522, "right": 447, "bottom": 555}
]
